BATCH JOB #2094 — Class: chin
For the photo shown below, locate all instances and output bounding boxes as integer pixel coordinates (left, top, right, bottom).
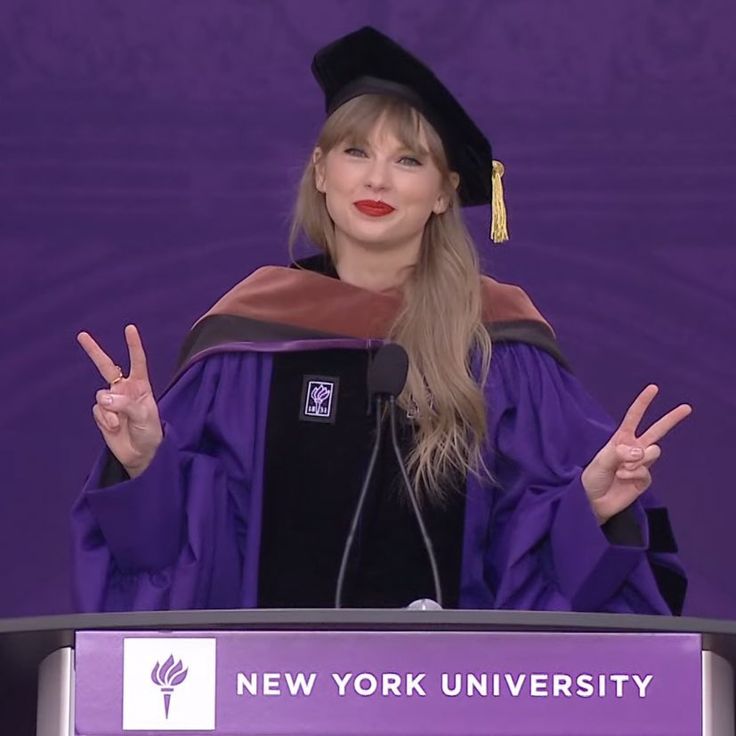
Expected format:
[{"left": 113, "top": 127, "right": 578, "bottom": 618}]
[
  {"left": 360, "top": 219, "right": 421, "bottom": 241},
  {"left": 336, "top": 218, "right": 394, "bottom": 241},
  {"left": 348, "top": 228, "right": 408, "bottom": 248}
]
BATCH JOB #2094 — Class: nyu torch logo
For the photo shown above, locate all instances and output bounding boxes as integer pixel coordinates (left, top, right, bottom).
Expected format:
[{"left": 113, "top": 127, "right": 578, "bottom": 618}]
[
  {"left": 300, "top": 375, "right": 338, "bottom": 423},
  {"left": 151, "top": 655, "right": 188, "bottom": 719},
  {"left": 123, "top": 637, "right": 215, "bottom": 730},
  {"left": 308, "top": 382, "right": 332, "bottom": 416}
]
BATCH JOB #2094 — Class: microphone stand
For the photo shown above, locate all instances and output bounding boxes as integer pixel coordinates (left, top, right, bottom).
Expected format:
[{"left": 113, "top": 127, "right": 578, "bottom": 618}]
[
  {"left": 334, "top": 395, "right": 384, "bottom": 609},
  {"left": 387, "top": 396, "right": 444, "bottom": 608},
  {"left": 333, "top": 342, "right": 444, "bottom": 609}
]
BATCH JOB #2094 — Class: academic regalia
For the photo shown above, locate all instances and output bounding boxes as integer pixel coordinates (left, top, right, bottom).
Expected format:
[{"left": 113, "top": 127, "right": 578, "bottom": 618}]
[
  {"left": 71, "top": 257, "right": 686, "bottom": 614},
  {"left": 72, "top": 26, "right": 685, "bottom": 614}
]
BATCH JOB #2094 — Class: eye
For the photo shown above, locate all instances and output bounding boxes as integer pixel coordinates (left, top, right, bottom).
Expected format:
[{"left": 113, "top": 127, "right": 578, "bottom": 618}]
[
  {"left": 399, "top": 156, "right": 422, "bottom": 167},
  {"left": 344, "top": 147, "right": 367, "bottom": 157}
]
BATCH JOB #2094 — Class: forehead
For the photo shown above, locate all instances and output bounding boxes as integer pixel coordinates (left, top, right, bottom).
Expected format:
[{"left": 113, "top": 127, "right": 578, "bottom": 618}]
[{"left": 345, "top": 111, "right": 431, "bottom": 152}]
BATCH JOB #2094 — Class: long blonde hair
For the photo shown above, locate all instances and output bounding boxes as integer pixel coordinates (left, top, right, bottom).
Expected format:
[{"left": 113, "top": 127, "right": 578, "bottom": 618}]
[{"left": 290, "top": 94, "right": 492, "bottom": 505}]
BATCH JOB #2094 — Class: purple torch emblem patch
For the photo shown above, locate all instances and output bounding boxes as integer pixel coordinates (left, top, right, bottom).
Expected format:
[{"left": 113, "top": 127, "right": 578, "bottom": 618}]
[
  {"left": 310, "top": 383, "right": 331, "bottom": 414},
  {"left": 151, "top": 655, "right": 188, "bottom": 718}
]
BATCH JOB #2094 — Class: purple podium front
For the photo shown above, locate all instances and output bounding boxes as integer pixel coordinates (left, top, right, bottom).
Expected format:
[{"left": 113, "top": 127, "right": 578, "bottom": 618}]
[{"left": 2, "top": 610, "right": 735, "bottom": 735}]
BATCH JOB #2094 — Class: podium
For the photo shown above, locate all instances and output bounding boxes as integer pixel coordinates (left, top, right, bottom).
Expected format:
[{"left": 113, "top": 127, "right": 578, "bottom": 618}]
[{"left": 1, "top": 610, "right": 735, "bottom": 735}]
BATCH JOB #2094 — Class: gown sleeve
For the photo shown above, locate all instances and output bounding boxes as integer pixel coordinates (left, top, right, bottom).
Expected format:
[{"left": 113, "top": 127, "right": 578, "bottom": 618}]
[
  {"left": 70, "top": 352, "right": 270, "bottom": 612},
  {"left": 481, "top": 342, "right": 686, "bottom": 614}
]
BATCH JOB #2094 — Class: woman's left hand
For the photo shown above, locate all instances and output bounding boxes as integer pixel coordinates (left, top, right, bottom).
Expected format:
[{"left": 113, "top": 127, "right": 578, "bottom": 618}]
[{"left": 581, "top": 385, "right": 692, "bottom": 525}]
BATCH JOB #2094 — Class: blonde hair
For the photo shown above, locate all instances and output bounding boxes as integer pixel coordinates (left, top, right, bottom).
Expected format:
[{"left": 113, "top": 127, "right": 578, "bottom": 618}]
[{"left": 290, "top": 94, "right": 492, "bottom": 505}]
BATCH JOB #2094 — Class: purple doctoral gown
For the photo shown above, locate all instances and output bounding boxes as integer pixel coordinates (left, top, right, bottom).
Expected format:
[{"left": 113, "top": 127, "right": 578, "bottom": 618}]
[{"left": 71, "top": 338, "right": 685, "bottom": 614}]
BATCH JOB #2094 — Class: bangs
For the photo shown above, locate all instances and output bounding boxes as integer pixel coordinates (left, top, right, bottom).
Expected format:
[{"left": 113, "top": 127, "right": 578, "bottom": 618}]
[{"left": 319, "top": 94, "right": 445, "bottom": 165}]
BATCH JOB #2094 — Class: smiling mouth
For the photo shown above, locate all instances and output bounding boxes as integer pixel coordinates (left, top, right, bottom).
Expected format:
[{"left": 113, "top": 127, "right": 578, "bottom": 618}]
[{"left": 354, "top": 200, "right": 396, "bottom": 217}]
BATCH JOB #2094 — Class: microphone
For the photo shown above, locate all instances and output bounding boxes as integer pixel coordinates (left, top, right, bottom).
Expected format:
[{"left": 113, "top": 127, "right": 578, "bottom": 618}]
[
  {"left": 333, "top": 343, "right": 443, "bottom": 609},
  {"left": 367, "top": 342, "right": 409, "bottom": 398}
]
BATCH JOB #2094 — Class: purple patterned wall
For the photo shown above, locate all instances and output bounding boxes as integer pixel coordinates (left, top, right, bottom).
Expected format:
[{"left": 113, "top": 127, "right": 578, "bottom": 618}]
[{"left": 1, "top": 0, "right": 734, "bottom": 617}]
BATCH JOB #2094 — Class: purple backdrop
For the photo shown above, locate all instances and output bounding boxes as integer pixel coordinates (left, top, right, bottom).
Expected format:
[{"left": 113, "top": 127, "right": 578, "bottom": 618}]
[{"left": 1, "top": 0, "right": 734, "bottom": 618}]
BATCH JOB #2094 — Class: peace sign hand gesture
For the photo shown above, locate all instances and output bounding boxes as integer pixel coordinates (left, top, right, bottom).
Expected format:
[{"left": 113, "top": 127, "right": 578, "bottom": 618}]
[
  {"left": 581, "top": 385, "right": 692, "bottom": 525},
  {"left": 77, "top": 324, "right": 163, "bottom": 479}
]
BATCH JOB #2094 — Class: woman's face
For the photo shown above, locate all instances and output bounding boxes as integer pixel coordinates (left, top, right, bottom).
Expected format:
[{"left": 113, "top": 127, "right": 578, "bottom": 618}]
[{"left": 313, "top": 117, "right": 455, "bottom": 254}]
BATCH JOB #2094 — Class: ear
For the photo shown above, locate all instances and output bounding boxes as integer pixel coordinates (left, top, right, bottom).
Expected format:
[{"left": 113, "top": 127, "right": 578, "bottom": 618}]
[
  {"left": 432, "top": 172, "right": 460, "bottom": 215},
  {"left": 312, "top": 147, "right": 326, "bottom": 193},
  {"left": 432, "top": 195, "right": 449, "bottom": 215}
]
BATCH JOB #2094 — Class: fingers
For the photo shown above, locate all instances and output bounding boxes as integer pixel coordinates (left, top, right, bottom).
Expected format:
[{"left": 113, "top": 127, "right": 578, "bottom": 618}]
[
  {"left": 77, "top": 331, "right": 122, "bottom": 384},
  {"left": 95, "top": 389, "right": 148, "bottom": 425},
  {"left": 124, "top": 324, "right": 150, "bottom": 382},
  {"left": 639, "top": 403, "right": 693, "bottom": 446},
  {"left": 641, "top": 444, "right": 661, "bottom": 468},
  {"left": 598, "top": 441, "right": 650, "bottom": 473},
  {"left": 615, "top": 384, "right": 692, "bottom": 447},
  {"left": 78, "top": 324, "right": 152, "bottom": 388},
  {"left": 617, "top": 384, "right": 659, "bottom": 438},
  {"left": 614, "top": 465, "right": 652, "bottom": 490},
  {"left": 92, "top": 403, "right": 120, "bottom": 433},
  {"left": 615, "top": 443, "right": 645, "bottom": 463},
  {"left": 616, "top": 443, "right": 661, "bottom": 470}
]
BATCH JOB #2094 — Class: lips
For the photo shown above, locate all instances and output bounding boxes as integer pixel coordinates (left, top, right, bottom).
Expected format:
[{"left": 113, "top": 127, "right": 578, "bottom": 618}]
[{"left": 354, "top": 200, "right": 396, "bottom": 217}]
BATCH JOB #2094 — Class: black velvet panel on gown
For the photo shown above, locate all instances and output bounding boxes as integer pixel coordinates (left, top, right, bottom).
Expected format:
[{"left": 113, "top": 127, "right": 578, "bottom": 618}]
[{"left": 257, "top": 348, "right": 466, "bottom": 608}]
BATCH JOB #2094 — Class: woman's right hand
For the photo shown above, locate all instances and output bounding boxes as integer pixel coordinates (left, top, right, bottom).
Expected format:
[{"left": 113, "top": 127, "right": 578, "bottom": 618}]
[{"left": 77, "top": 324, "right": 163, "bottom": 478}]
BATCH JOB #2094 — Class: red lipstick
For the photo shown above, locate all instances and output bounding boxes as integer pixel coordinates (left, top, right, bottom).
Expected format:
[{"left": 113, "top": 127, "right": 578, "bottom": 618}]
[{"left": 354, "top": 200, "right": 396, "bottom": 217}]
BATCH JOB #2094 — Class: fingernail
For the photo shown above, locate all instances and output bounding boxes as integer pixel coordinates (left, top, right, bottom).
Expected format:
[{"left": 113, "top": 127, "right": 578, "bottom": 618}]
[
  {"left": 102, "top": 394, "right": 113, "bottom": 406},
  {"left": 629, "top": 447, "right": 643, "bottom": 459}
]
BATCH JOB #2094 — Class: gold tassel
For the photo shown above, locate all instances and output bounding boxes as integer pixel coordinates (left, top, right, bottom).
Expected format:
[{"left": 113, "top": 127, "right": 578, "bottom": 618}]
[{"left": 490, "top": 160, "right": 509, "bottom": 243}]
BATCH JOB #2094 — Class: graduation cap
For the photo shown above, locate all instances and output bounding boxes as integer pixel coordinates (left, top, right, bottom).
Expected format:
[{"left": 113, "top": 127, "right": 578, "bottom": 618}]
[{"left": 311, "top": 26, "right": 508, "bottom": 243}]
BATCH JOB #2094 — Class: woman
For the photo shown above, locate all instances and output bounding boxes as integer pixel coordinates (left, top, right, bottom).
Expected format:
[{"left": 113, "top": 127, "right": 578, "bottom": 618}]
[{"left": 73, "top": 27, "right": 690, "bottom": 614}]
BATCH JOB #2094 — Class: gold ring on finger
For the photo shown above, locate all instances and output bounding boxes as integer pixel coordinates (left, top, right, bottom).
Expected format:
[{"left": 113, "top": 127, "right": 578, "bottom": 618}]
[{"left": 110, "top": 365, "right": 124, "bottom": 386}]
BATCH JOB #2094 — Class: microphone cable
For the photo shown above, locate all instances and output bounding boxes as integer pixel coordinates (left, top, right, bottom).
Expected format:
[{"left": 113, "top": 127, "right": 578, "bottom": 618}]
[{"left": 387, "top": 395, "right": 443, "bottom": 608}]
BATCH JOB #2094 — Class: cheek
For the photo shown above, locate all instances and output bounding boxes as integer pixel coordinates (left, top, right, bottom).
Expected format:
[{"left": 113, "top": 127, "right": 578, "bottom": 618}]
[
  {"left": 323, "top": 159, "right": 358, "bottom": 195},
  {"left": 323, "top": 188, "right": 356, "bottom": 230},
  {"left": 323, "top": 164, "right": 363, "bottom": 221},
  {"left": 400, "top": 174, "right": 442, "bottom": 208},
  {"left": 403, "top": 189, "right": 440, "bottom": 220},
  {"left": 323, "top": 192, "right": 342, "bottom": 225}
]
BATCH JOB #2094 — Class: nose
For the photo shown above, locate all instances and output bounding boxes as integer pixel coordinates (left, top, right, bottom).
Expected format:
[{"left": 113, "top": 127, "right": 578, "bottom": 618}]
[{"left": 364, "top": 158, "right": 392, "bottom": 194}]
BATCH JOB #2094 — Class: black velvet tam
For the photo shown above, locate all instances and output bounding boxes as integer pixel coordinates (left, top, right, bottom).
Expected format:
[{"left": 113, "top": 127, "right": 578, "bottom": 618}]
[{"left": 311, "top": 26, "right": 493, "bottom": 208}]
